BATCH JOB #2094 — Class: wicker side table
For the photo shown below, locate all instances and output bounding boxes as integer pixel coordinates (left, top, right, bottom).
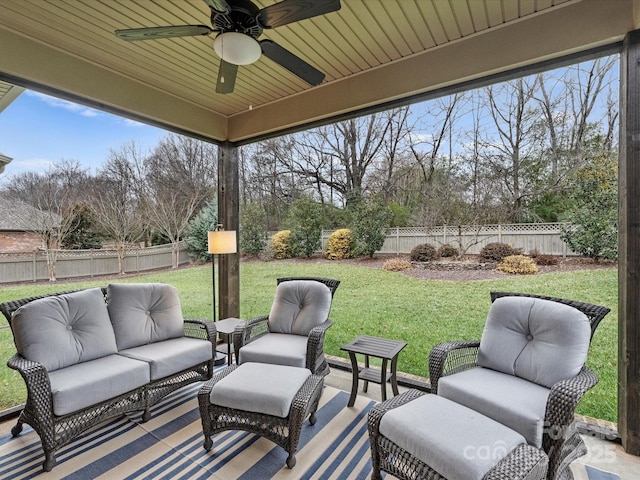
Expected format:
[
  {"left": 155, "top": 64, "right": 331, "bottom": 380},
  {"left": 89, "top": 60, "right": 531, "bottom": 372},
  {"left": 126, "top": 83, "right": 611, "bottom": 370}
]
[{"left": 198, "top": 363, "right": 323, "bottom": 468}]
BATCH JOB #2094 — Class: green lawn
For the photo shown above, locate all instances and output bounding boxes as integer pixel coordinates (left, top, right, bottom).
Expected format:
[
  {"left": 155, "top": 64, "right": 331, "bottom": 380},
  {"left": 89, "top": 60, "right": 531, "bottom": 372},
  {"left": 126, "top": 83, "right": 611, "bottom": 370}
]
[{"left": 0, "top": 261, "right": 619, "bottom": 422}]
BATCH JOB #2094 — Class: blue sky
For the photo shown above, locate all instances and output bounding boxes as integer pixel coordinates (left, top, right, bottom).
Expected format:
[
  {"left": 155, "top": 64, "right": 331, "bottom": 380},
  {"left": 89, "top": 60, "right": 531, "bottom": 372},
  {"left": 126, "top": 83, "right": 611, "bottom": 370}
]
[{"left": 0, "top": 90, "right": 171, "bottom": 179}]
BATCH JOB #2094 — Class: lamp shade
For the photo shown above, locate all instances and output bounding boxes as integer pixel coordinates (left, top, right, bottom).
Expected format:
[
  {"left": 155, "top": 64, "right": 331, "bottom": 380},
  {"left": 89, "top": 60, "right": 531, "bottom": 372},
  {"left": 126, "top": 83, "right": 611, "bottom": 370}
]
[
  {"left": 208, "top": 230, "right": 237, "bottom": 254},
  {"left": 213, "top": 32, "right": 261, "bottom": 66}
]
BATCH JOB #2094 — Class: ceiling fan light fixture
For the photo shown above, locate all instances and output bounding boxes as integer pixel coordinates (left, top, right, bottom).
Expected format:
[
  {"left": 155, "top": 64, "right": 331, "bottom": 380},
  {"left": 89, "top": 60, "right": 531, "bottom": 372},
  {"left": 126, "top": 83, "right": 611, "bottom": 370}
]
[{"left": 213, "top": 32, "right": 261, "bottom": 65}]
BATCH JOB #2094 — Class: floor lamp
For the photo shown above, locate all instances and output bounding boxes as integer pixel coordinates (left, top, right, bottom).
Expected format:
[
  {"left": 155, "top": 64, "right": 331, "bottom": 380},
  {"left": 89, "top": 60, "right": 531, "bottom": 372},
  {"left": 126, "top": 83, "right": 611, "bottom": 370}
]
[{"left": 207, "top": 227, "right": 237, "bottom": 323}]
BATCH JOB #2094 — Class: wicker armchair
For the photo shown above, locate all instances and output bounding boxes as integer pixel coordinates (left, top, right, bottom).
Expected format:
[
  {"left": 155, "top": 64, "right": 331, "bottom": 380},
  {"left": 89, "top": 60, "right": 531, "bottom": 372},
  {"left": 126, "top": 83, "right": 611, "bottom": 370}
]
[
  {"left": 233, "top": 277, "right": 339, "bottom": 376},
  {"left": 429, "top": 292, "right": 611, "bottom": 480}
]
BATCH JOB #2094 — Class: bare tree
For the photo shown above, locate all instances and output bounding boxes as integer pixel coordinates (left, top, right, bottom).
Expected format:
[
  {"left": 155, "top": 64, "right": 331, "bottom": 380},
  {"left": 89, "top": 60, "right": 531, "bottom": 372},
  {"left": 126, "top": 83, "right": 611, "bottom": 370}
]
[
  {"left": 412, "top": 94, "right": 466, "bottom": 226},
  {"left": 239, "top": 137, "right": 297, "bottom": 229},
  {"left": 141, "top": 134, "right": 216, "bottom": 267},
  {"left": 480, "top": 77, "right": 544, "bottom": 222},
  {"left": 290, "top": 112, "right": 399, "bottom": 207},
  {"left": 2, "top": 160, "right": 90, "bottom": 281},
  {"left": 533, "top": 56, "right": 618, "bottom": 184},
  {"left": 371, "top": 107, "right": 412, "bottom": 204},
  {"left": 90, "top": 142, "right": 145, "bottom": 274}
]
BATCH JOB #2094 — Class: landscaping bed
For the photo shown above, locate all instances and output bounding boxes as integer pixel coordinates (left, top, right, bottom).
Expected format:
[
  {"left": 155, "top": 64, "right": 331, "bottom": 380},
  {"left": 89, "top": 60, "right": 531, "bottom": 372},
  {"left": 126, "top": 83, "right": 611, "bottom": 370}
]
[{"left": 276, "top": 254, "right": 618, "bottom": 282}]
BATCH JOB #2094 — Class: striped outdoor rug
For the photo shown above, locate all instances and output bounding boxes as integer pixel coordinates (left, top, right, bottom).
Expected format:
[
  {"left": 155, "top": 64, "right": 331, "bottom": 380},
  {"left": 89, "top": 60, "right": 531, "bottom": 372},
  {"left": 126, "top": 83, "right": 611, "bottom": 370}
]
[
  {"left": 0, "top": 381, "right": 620, "bottom": 480},
  {"left": 0, "top": 383, "right": 376, "bottom": 480}
]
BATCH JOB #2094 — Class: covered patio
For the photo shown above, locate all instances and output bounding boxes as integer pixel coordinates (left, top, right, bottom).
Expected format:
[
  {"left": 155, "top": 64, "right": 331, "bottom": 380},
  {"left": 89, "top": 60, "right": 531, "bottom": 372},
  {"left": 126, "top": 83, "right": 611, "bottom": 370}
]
[{"left": 0, "top": 0, "right": 639, "bottom": 463}]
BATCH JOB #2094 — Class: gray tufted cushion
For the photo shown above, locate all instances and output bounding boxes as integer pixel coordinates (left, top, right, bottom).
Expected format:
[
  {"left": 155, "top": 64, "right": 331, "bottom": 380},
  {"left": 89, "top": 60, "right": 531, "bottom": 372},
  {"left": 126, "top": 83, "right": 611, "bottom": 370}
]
[
  {"left": 107, "top": 283, "right": 184, "bottom": 350},
  {"left": 268, "top": 280, "right": 331, "bottom": 336},
  {"left": 477, "top": 296, "right": 591, "bottom": 388},
  {"left": 12, "top": 288, "right": 117, "bottom": 372}
]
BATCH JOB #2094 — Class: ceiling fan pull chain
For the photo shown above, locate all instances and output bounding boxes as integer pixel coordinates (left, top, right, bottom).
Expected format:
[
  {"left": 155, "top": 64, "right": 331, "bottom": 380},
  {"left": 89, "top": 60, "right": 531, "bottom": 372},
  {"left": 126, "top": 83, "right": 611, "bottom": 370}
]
[
  {"left": 220, "top": 33, "right": 225, "bottom": 83},
  {"left": 249, "top": 64, "right": 253, "bottom": 110}
]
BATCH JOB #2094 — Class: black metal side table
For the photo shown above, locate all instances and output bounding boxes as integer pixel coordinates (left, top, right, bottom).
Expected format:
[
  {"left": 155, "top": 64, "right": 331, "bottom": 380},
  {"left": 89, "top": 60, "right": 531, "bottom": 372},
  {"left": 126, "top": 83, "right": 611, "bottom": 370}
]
[
  {"left": 340, "top": 334, "right": 407, "bottom": 407},
  {"left": 215, "top": 317, "right": 244, "bottom": 365}
]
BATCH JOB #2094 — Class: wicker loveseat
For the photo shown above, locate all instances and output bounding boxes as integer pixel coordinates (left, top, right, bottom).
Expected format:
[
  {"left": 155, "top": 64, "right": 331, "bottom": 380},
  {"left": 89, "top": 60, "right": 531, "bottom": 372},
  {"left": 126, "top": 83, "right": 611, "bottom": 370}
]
[{"left": 0, "top": 283, "right": 217, "bottom": 472}]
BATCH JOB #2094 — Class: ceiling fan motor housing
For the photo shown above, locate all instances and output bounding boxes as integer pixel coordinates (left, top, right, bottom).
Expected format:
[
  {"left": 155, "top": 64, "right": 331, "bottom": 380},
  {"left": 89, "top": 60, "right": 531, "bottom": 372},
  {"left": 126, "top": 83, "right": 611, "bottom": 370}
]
[{"left": 211, "top": 0, "right": 263, "bottom": 38}]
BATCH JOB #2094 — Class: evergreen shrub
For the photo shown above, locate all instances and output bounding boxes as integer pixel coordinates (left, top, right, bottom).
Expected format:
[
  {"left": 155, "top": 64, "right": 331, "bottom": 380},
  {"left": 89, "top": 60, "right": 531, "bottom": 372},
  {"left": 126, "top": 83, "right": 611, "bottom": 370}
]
[
  {"left": 325, "top": 228, "right": 354, "bottom": 260},
  {"left": 410, "top": 243, "right": 438, "bottom": 262},
  {"left": 480, "top": 242, "right": 518, "bottom": 262},
  {"left": 184, "top": 201, "right": 217, "bottom": 261},
  {"left": 270, "top": 230, "right": 292, "bottom": 259},
  {"left": 438, "top": 244, "right": 459, "bottom": 258}
]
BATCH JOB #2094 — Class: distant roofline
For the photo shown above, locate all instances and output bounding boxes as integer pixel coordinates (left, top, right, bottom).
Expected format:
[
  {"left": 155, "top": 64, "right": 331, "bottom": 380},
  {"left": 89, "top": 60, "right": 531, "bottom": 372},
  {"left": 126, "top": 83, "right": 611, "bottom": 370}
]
[{"left": 0, "top": 152, "right": 11, "bottom": 174}]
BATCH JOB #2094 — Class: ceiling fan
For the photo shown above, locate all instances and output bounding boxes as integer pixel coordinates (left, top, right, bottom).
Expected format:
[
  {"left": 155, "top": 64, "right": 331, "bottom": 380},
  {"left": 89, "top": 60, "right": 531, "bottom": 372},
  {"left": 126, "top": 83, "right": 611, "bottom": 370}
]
[{"left": 115, "top": 0, "right": 341, "bottom": 94}]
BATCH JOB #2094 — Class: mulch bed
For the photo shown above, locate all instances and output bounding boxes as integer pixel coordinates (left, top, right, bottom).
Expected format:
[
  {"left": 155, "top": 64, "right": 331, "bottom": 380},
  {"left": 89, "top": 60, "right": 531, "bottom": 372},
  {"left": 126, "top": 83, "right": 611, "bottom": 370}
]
[{"left": 275, "top": 254, "right": 617, "bottom": 281}]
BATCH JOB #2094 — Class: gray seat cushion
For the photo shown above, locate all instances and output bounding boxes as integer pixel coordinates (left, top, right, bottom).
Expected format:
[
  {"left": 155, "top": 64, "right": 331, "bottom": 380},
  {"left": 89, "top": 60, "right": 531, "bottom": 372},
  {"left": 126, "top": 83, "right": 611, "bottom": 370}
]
[
  {"left": 48, "top": 354, "right": 151, "bottom": 416},
  {"left": 210, "top": 363, "right": 311, "bottom": 418},
  {"left": 118, "top": 337, "right": 213, "bottom": 380},
  {"left": 477, "top": 296, "right": 590, "bottom": 388},
  {"left": 380, "top": 394, "right": 526, "bottom": 480},
  {"left": 11, "top": 288, "right": 118, "bottom": 372},
  {"left": 238, "top": 333, "right": 308, "bottom": 368},
  {"left": 107, "top": 283, "right": 184, "bottom": 350},
  {"left": 268, "top": 280, "right": 331, "bottom": 336},
  {"left": 438, "top": 367, "right": 551, "bottom": 448}
]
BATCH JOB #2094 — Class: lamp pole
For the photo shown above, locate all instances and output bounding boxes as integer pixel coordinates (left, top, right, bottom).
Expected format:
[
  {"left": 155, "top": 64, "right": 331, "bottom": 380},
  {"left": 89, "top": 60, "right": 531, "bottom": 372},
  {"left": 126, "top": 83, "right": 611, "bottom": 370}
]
[
  {"left": 211, "top": 251, "right": 218, "bottom": 322},
  {"left": 208, "top": 226, "right": 237, "bottom": 366}
]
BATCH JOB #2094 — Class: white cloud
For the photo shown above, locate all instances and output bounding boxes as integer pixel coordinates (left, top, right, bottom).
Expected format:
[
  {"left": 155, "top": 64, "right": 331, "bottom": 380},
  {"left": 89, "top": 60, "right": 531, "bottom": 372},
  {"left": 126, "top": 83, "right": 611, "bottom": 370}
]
[
  {"left": 408, "top": 132, "right": 434, "bottom": 144},
  {"left": 0, "top": 158, "right": 53, "bottom": 181},
  {"left": 27, "top": 91, "right": 102, "bottom": 118},
  {"left": 120, "top": 118, "right": 146, "bottom": 127}
]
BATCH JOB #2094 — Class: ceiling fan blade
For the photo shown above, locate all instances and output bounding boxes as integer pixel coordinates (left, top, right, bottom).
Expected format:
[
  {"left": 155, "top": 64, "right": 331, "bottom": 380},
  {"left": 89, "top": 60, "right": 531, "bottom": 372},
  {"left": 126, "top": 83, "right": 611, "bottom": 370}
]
[
  {"left": 216, "top": 60, "right": 238, "bottom": 94},
  {"left": 258, "top": 0, "right": 341, "bottom": 29},
  {"left": 260, "top": 39, "right": 324, "bottom": 86},
  {"left": 115, "top": 25, "right": 212, "bottom": 41},
  {"left": 202, "top": 0, "right": 230, "bottom": 14}
]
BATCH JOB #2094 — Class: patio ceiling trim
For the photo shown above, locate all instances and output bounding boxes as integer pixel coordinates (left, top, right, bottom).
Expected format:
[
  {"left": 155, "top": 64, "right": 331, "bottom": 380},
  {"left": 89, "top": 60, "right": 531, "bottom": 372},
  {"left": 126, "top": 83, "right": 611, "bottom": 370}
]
[
  {"left": 0, "top": 0, "right": 636, "bottom": 147},
  {"left": 230, "top": 41, "right": 623, "bottom": 147},
  {"left": 0, "top": 81, "right": 24, "bottom": 114}
]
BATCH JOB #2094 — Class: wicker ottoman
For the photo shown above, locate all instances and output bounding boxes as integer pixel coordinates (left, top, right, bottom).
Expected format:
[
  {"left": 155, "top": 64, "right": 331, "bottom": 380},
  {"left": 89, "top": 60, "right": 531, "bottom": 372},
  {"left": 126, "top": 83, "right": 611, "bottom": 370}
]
[
  {"left": 198, "top": 362, "right": 324, "bottom": 468},
  {"left": 368, "top": 390, "right": 549, "bottom": 480}
]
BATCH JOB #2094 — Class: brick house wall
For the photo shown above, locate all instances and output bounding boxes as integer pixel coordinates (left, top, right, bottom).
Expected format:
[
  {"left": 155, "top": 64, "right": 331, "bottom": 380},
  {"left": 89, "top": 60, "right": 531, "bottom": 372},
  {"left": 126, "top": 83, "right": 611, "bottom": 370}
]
[{"left": 0, "top": 231, "right": 43, "bottom": 253}]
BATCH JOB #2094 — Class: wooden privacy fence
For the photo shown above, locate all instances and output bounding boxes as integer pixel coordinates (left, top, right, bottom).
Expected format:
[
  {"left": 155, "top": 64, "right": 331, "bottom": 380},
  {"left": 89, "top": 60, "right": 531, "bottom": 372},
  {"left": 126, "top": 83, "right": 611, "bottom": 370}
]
[
  {"left": 321, "top": 223, "right": 576, "bottom": 256},
  {"left": 2, "top": 224, "right": 574, "bottom": 283},
  {"left": 0, "top": 243, "right": 191, "bottom": 284}
]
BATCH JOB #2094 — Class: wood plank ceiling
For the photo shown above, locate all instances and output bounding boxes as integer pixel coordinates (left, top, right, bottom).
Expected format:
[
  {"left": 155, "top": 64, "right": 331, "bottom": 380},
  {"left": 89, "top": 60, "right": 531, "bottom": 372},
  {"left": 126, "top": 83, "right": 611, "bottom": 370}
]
[{"left": 0, "top": 0, "right": 637, "bottom": 145}]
